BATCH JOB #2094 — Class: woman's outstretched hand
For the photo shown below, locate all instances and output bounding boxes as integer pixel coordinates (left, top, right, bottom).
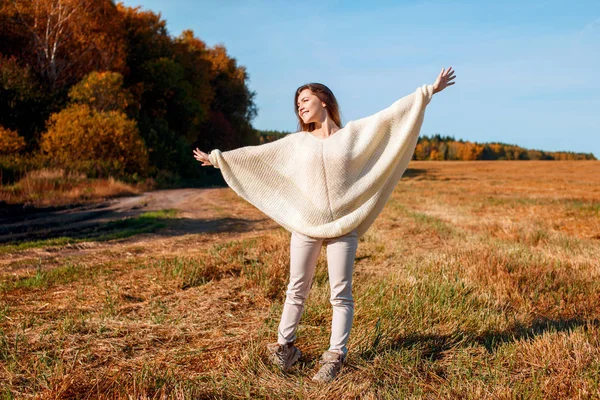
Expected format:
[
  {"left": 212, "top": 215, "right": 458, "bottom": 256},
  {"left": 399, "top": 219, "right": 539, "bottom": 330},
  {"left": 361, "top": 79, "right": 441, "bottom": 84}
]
[
  {"left": 433, "top": 67, "right": 456, "bottom": 94},
  {"left": 193, "top": 148, "right": 213, "bottom": 166}
]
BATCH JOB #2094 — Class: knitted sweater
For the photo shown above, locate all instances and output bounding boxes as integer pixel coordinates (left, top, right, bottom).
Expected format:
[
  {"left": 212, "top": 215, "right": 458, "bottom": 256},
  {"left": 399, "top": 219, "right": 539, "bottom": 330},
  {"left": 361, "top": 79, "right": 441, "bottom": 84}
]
[{"left": 208, "top": 84, "right": 435, "bottom": 239}]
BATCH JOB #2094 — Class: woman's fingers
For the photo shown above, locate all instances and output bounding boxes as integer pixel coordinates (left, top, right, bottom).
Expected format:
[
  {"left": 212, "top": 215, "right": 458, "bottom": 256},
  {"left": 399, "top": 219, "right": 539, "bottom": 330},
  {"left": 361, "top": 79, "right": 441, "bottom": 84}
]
[
  {"left": 193, "top": 152, "right": 206, "bottom": 162},
  {"left": 442, "top": 67, "right": 456, "bottom": 82},
  {"left": 192, "top": 148, "right": 213, "bottom": 166},
  {"left": 193, "top": 148, "right": 207, "bottom": 158},
  {"left": 434, "top": 66, "right": 457, "bottom": 93}
]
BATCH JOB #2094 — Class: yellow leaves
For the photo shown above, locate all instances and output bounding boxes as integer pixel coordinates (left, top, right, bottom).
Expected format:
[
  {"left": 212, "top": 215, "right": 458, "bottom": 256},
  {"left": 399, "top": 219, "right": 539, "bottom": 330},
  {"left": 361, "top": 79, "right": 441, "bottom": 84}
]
[
  {"left": 5, "top": 0, "right": 127, "bottom": 87},
  {"left": 456, "top": 142, "right": 484, "bottom": 161},
  {"left": 0, "top": 126, "right": 26, "bottom": 154},
  {"left": 68, "top": 71, "right": 132, "bottom": 112},
  {"left": 40, "top": 104, "right": 148, "bottom": 174},
  {"left": 415, "top": 138, "right": 485, "bottom": 161}
]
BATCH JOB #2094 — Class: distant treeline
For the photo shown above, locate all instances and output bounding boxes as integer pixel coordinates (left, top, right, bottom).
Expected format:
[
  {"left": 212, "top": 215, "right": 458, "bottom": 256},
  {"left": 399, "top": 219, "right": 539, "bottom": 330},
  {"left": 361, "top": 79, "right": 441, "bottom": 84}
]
[
  {"left": 258, "top": 130, "right": 291, "bottom": 144},
  {"left": 414, "top": 135, "right": 596, "bottom": 161},
  {"left": 0, "top": 0, "right": 258, "bottom": 184},
  {"left": 256, "top": 131, "right": 596, "bottom": 161}
]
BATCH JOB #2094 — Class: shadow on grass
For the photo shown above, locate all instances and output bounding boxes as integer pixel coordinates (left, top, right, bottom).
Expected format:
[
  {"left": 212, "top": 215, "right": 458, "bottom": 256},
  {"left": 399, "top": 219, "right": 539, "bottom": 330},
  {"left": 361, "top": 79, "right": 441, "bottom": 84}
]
[
  {"left": 402, "top": 167, "right": 479, "bottom": 181},
  {"left": 0, "top": 206, "right": 270, "bottom": 252},
  {"left": 360, "top": 317, "right": 600, "bottom": 362},
  {"left": 402, "top": 168, "right": 429, "bottom": 179}
]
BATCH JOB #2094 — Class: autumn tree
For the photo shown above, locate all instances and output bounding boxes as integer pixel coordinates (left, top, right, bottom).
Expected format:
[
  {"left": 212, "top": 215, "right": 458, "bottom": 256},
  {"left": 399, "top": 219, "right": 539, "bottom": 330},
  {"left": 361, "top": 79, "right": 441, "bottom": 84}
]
[
  {"left": 0, "top": 126, "right": 26, "bottom": 154},
  {"left": 118, "top": 6, "right": 204, "bottom": 174},
  {"left": 40, "top": 71, "right": 148, "bottom": 175},
  {"left": 0, "top": 0, "right": 127, "bottom": 148},
  {"left": 2, "top": 0, "right": 126, "bottom": 89},
  {"left": 68, "top": 70, "right": 133, "bottom": 112}
]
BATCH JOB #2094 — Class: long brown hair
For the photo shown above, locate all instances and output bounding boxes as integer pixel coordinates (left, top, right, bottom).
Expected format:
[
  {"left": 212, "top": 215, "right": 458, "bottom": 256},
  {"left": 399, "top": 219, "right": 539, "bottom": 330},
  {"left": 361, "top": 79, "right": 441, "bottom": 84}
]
[{"left": 294, "top": 83, "right": 342, "bottom": 132}]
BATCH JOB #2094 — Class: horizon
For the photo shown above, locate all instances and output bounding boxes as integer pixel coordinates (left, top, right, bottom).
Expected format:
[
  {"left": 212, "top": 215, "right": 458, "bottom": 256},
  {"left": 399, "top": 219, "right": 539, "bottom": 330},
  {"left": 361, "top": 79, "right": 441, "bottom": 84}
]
[{"left": 118, "top": 0, "right": 600, "bottom": 158}]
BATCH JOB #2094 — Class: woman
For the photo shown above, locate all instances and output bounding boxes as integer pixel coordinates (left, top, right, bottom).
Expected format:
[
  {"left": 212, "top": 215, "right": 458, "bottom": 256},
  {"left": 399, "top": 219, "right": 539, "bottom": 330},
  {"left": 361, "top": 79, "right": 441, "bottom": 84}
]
[{"left": 193, "top": 67, "right": 456, "bottom": 383}]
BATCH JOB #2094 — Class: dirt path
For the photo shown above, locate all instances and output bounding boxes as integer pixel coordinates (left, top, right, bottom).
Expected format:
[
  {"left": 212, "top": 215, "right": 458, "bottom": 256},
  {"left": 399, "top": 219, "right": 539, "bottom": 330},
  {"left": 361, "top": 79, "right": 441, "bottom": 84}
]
[{"left": 0, "top": 188, "right": 280, "bottom": 267}]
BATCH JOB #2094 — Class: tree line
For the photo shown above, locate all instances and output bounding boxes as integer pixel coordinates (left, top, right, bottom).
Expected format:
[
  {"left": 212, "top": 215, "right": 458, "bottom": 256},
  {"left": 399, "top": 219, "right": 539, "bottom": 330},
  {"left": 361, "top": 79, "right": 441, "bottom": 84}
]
[
  {"left": 0, "top": 0, "right": 258, "bottom": 184},
  {"left": 413, "top": 134, "right": 595, "bottom": 161}
]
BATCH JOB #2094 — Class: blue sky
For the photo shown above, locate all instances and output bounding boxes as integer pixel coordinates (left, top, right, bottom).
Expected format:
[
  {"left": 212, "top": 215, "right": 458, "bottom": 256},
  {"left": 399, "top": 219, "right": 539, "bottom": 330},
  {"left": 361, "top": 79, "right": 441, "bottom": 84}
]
[{"left": 119, "top": 0, "right": 600, "bottom": 157}]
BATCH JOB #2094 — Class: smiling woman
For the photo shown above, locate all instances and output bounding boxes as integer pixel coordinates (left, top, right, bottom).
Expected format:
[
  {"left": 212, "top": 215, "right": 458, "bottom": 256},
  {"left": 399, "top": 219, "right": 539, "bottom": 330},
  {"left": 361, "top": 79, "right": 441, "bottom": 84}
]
[
  {"left": 294, "top": 83, "right": 342, "bottom": 139},
  {"left": 192, "top": 67, "right": 456, "bottom": 382}
]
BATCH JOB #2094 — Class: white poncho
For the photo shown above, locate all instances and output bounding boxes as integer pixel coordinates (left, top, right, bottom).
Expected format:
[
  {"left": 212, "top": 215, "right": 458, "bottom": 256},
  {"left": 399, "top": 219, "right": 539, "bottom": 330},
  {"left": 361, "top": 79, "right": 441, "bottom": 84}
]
[{"left": 208, "top": 84, "right": 435, "bottom": 239}]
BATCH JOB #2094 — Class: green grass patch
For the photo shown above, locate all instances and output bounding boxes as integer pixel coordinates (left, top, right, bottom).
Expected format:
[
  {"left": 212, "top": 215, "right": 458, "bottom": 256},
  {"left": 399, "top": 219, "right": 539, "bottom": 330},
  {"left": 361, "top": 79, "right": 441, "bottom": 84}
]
[
  {"left": 152, "top": 235, "right": 288, "bottom": 298},
  {"left": 564, "top": 199, "right": 600, "bottom": 215},
  {"left": 388, "top": 199, "right": 463, "bottom": 239},
  {"left": 154, "top": 256, "right": 226, "bottom": 289},
  {"left": 0, "top": 237, "right": 75, "bottom": 253},
  {"left": 0, "top": 260, "right": 105, "bottom": 292},
  {"left": 96, "top": 209, "right": 178, "bottom": 240}
]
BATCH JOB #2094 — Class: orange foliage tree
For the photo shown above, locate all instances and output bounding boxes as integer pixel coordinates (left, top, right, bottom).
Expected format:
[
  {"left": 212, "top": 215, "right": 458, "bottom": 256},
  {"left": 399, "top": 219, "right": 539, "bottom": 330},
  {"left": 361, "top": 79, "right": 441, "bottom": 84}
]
[
  {"left": 41, "top": 104, "right": 148, "bottom": 175},
  {"left": 3, "top": 0, "right": 126, "bottom": 89},
  {"left": 68, "top": 71, "right": 133, "bottom": 112},
  {"left": 457, "top": 142, "right": 484, "bottom": 160},
  {"left": 40, "top": 71, "right": 148, "bottom": 175},
  {"left": 0, "top": 126, "right": 26, "bottom": 154}
]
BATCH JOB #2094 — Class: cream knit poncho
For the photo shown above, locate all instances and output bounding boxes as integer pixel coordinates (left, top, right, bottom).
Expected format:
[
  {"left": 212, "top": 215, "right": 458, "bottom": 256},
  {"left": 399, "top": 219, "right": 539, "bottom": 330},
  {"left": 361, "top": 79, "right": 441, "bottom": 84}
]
[{"left": 208, "top": 84, "right": 435, "bottom": 239}]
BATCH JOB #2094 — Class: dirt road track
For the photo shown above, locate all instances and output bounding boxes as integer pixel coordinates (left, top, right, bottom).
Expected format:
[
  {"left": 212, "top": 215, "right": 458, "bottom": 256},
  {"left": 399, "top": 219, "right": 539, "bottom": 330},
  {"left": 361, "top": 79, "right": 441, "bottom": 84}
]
[{"left": 0, "top": 188, "right": 278, "bottom": 244}]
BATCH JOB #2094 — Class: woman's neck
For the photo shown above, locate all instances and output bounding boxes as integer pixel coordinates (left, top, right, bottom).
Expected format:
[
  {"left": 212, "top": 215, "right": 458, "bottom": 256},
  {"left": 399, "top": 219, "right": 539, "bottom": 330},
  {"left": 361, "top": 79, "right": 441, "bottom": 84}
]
[{"left": 311, "top": 118, "right": 340, "bottom": 138}]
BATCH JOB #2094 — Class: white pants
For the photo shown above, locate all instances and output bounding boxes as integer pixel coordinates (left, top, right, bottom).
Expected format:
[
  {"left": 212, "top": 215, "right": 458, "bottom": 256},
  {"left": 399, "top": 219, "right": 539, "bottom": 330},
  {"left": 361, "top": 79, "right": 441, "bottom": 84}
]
[{"left": 277, "top": 229, "right": 359, "bottom": 356}]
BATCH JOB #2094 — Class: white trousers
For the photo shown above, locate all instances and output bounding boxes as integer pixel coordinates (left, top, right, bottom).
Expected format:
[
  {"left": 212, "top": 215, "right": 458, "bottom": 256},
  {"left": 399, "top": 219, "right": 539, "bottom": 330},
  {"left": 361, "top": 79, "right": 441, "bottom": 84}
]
[{"left": 277, "top": 229, "right": 359, "bottom": 356}]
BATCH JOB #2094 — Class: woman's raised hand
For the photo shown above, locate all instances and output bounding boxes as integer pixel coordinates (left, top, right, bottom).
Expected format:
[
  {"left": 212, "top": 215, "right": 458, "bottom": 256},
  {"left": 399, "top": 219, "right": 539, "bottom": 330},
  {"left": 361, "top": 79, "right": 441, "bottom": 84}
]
[
  {"left": 433, "top": 67, "right": 456, "bottom": 94},
  {"left": 193, "top": 148, "right": 213, "bottom": 166}
]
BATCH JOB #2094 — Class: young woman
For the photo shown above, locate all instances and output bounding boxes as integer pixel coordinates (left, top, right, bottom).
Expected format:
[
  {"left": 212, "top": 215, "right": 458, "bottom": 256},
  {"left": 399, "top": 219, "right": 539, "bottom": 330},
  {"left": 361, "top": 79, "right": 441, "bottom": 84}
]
[{"left": 193, "top": 67, "right": 456, "bottom": 382}]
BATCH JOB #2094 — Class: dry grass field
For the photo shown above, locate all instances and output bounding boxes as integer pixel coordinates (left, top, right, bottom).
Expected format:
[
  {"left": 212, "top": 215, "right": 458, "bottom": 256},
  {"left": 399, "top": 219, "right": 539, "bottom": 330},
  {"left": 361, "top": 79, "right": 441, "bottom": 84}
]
[{"left": 1, "top": 160, "right": 600, "bottom": 399}]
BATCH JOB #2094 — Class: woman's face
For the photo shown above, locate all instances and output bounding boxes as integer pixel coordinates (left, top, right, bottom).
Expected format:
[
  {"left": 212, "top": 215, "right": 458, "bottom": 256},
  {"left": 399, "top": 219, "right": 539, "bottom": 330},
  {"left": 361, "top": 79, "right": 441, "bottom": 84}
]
[{"left": 297, "top": 89, "right": 327, "bottom": 125}]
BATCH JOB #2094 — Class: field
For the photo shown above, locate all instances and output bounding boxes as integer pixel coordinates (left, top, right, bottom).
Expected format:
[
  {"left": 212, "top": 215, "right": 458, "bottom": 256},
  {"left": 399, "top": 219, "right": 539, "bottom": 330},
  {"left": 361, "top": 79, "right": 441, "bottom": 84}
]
[{"left": 1, "top": 160, "right": 600, "bottom": 399}]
